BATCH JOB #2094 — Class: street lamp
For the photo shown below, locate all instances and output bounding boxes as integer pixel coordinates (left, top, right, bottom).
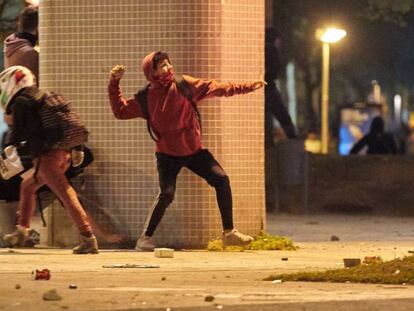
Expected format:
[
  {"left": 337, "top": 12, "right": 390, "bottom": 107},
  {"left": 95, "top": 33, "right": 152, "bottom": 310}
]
[{"left": 316, "top": 27, "right": 346, "bottom": 154}]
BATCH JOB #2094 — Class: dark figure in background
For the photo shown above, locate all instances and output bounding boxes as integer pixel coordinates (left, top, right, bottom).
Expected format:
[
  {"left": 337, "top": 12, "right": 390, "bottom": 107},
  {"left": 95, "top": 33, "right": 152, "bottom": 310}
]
[
  {"left": 350, "top": 116, "right": 397, "bottom": 155},
  {"left": 265, "top": 26, "right": 297, "bottom": 212},
  {"left": 265, "top": 26, "right": 297, "bottom": 143}
]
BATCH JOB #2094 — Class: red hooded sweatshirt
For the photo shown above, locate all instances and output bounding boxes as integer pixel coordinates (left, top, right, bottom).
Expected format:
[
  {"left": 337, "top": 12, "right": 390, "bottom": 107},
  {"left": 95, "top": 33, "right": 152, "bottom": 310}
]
[{"left": 108, "top": 52, "right": 257, "bottom": 156}]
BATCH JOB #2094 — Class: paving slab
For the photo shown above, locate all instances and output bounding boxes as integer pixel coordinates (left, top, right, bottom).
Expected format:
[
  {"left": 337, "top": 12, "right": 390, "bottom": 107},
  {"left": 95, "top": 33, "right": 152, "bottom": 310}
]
[{"left": 0, "top": 214, "right": 413, "bottom": 311}]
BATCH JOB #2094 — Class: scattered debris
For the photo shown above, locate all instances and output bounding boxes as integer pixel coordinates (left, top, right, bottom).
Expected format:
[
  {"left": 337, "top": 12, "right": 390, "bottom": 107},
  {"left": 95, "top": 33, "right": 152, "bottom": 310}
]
[
  {"left": 363, "top": 256, "right": 383, "bottom": 265},
  {"left": 265, "top": 255, "right": 414, "bottom": 285},
  {"left": 15, "top": 284, "right": 21, "bottom": 290},
  {"left": 207, "top": 232, "right": 297, "bottom": 252},
  {"left": 205, "top": 295, "right": 215, "bottom": 302},
  {"left": 343, "top": 258, "right": 361, "bottom": 268},
  {"left": 154, "top": 248, "right": 174, "bottom": 258},
  {"left": 43, "top": 289, "right": 62, "bottom": 301},
  {"left": 249, "top": 233, "right": 297, "bottom": 251},
  {"left": 68, "top": 284, "right": 78, "bottom": 289},
  {"left": 207, "top": 239, "right": 243, "bottom": 252},
  {"left": 330, "top": 235, "right": 340, "bottom": 241},
  {"left": 32, "top": 269, "right": 51, "bottom": 280},
  {"left": 102, "top": 264, "right": 160, "bottom": 268}
]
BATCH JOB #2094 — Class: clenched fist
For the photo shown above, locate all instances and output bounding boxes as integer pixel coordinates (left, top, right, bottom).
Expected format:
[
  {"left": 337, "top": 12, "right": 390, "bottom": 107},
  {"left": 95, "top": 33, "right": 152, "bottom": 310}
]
[
  {"left": 110, "top": 65, "right": 126, "bottom": 80},
  {"left": 251, "top": 80, "right": 267, "bottom": 90}
]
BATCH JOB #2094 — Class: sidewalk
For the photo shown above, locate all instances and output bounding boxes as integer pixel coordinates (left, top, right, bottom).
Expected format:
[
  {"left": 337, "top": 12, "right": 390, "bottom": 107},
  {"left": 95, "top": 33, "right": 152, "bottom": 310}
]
[{"left": 1, "top": 214, "right": 413, "bottom": 311}]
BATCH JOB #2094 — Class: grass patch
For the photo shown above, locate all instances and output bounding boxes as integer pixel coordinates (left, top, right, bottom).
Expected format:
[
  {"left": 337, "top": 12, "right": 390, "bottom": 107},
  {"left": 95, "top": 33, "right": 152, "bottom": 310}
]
[
  {"left": 207, "top": 232, "right": 297, "bottom": 252},
  {"left": 265, "top": 255, "right": 414, "bottom": 285}
]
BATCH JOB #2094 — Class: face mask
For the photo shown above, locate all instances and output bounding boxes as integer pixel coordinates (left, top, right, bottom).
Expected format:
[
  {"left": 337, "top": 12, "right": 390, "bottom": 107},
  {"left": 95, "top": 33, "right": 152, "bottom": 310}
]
[{"left": 156, "top": 68, "right": 174, "bottom": 86}]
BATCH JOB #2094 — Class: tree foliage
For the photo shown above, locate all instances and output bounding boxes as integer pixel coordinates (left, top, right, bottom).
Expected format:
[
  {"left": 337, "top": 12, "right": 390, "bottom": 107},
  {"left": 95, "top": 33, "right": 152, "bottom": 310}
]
[
  {"left": 359, "top": 0, "right": 414, "bottom": 25},
  {"left": 0, "top": 0, "right": 25, "bottom": 31}
]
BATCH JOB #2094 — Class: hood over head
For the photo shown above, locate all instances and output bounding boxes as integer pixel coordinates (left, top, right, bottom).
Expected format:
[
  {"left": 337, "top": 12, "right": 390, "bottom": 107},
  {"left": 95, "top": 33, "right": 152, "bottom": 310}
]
[
  {"left": 142, "top": 51, "right": 157, "bottom": 83},
  {"left": 369, "top": 116, "right": 385, "bottom": 135},
  {"left": 141, "top": 51, "right": 174, "bottom": 87},
  {"left": 4, "top": 33, "right": 34, "bottom": 58}
]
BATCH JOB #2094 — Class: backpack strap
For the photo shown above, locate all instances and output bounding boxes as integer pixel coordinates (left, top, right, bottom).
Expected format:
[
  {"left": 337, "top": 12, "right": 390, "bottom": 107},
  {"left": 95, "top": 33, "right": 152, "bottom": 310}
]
[
  {"left": 36, "top": 193, "right": 47, "bottom": 227},
  {"left": 134, "top": 84, "right": 160, "bottom": 142},
  {"left": 174, "top": 74, "right": 202, "bottom": 132}
]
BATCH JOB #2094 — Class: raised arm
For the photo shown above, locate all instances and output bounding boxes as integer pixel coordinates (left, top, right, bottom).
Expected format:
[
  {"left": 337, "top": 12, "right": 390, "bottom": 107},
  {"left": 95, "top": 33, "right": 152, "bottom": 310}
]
[
  {"left": 350, "top": 135, "right": 369, "bottom": 154},
  {"left": 183, "top": 75, "right": 265, "bottom": 103},
  {"left": 108, "top": 65, "right": 143, "bottom": 119}
]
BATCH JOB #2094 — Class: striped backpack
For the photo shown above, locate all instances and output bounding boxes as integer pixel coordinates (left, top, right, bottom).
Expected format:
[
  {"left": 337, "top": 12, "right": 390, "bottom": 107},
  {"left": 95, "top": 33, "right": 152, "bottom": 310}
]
[
  {"left": 39, "top": 92, "right": 89, "bottom": 150},
  {"left": 10, "top": 90, "right": 89, "bottom": 157}
]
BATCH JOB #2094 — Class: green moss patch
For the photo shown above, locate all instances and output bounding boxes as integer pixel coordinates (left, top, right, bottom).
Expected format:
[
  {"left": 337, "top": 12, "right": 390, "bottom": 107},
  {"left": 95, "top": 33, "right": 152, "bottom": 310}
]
[
  {"left": 207, "top": 232, "right": 297, "bottom": 252},
  {"left": 265, "top": 255, "right": 414, "bottom": 284}
]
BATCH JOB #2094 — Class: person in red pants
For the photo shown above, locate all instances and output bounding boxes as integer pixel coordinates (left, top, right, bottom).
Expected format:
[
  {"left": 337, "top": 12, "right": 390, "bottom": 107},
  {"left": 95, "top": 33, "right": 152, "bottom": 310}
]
[{"left": 0, "top": 66, "right": 98, "bottom": 254}]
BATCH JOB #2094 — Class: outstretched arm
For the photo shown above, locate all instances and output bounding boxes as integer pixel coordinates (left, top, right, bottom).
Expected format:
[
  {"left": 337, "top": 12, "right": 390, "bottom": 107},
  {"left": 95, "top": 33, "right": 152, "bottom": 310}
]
[
  {"left": 183, "top": 75, "right": 265, "bottom": 103},
  {"left": 108, "top": 65, "right": 143, "bottom": 119},
  {"left": 350, "top": 135, "right": 369, "bottom": 154}
]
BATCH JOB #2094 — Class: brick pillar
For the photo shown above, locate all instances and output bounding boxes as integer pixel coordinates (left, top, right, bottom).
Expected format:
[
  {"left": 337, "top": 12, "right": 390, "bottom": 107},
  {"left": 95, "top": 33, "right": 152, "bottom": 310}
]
[{"left": 40, "top": 0, "right": 265, "bottom": 248}]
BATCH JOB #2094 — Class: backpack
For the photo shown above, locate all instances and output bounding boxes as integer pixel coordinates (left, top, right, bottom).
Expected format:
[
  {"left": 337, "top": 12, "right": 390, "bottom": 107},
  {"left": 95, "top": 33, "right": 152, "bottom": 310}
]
[
  {"left": 10, "top": 91, "right": 89, "bottom": 157},
  {"left": 40, "top": 92, "right": 89, "bottom": 151},
  {"left": 134, "top": 74, "right": 201, "bottom": 142}
]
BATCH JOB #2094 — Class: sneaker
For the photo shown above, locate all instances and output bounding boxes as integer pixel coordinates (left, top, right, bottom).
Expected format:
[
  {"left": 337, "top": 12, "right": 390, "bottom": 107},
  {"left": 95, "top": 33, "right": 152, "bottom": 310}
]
[
  {"left": 3, "top": 225, "right": 29, "bottom": 247},
  {"left": 223, "top": 229, "right": 254, "bottom": 246},
  {"left": 25, "top": 229, "right": 40, "bottom": 247},
  {"left": 135, "top": 233, "right": 155, "bottom": 251},
  {"left": 73, "top": 235, "right": 99, "bottom": 254}
]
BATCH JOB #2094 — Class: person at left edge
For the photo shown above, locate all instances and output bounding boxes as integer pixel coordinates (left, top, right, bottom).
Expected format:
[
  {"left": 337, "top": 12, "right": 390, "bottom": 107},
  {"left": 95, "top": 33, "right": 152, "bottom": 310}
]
[{"left": 0, "top": 66, "right": 99, "bottom": 254}]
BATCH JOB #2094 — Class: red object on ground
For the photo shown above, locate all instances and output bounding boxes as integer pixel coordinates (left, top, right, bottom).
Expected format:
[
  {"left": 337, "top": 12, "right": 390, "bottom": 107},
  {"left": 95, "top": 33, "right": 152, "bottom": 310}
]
[{"left": 32, "top": 269, "right": 51, "bottom": 280}]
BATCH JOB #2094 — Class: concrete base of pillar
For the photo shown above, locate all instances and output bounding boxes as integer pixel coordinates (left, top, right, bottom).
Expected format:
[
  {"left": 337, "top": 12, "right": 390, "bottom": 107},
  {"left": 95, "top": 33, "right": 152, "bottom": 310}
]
[
  {"left": 45, "top": 200, "right": 80, "bottom": 248},
  {"left": 0, "top": 201, "right": 17, "bottom": 247}
]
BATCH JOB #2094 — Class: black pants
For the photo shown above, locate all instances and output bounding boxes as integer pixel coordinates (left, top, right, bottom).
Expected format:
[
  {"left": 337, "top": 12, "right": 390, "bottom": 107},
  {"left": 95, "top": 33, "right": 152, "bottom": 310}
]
[{"left": 144, "top": 149, "right": 234, "bottom": 236}]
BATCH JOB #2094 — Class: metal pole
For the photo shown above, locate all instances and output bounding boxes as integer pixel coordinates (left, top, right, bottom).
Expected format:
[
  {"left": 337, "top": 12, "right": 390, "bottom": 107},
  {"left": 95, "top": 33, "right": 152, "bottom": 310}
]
[{"left": 321, "top": 42, "right": 330, "bottom": 154}]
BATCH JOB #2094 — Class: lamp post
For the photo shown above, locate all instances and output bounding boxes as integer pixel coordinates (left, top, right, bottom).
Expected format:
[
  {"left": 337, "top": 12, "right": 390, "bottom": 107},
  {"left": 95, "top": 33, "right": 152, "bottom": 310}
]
[{"left": 316, "top": 27, "right": 346, "bottom": 154}]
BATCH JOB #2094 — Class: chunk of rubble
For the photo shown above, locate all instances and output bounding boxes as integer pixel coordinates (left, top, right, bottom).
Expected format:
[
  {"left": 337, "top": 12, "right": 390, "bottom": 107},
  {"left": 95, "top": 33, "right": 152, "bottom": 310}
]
[
  {"left": 42, "top": 289, "right": 62, "bottom": 301},
  {"left": 330, "top": 235, "right": 340, "bottom": 241}
]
